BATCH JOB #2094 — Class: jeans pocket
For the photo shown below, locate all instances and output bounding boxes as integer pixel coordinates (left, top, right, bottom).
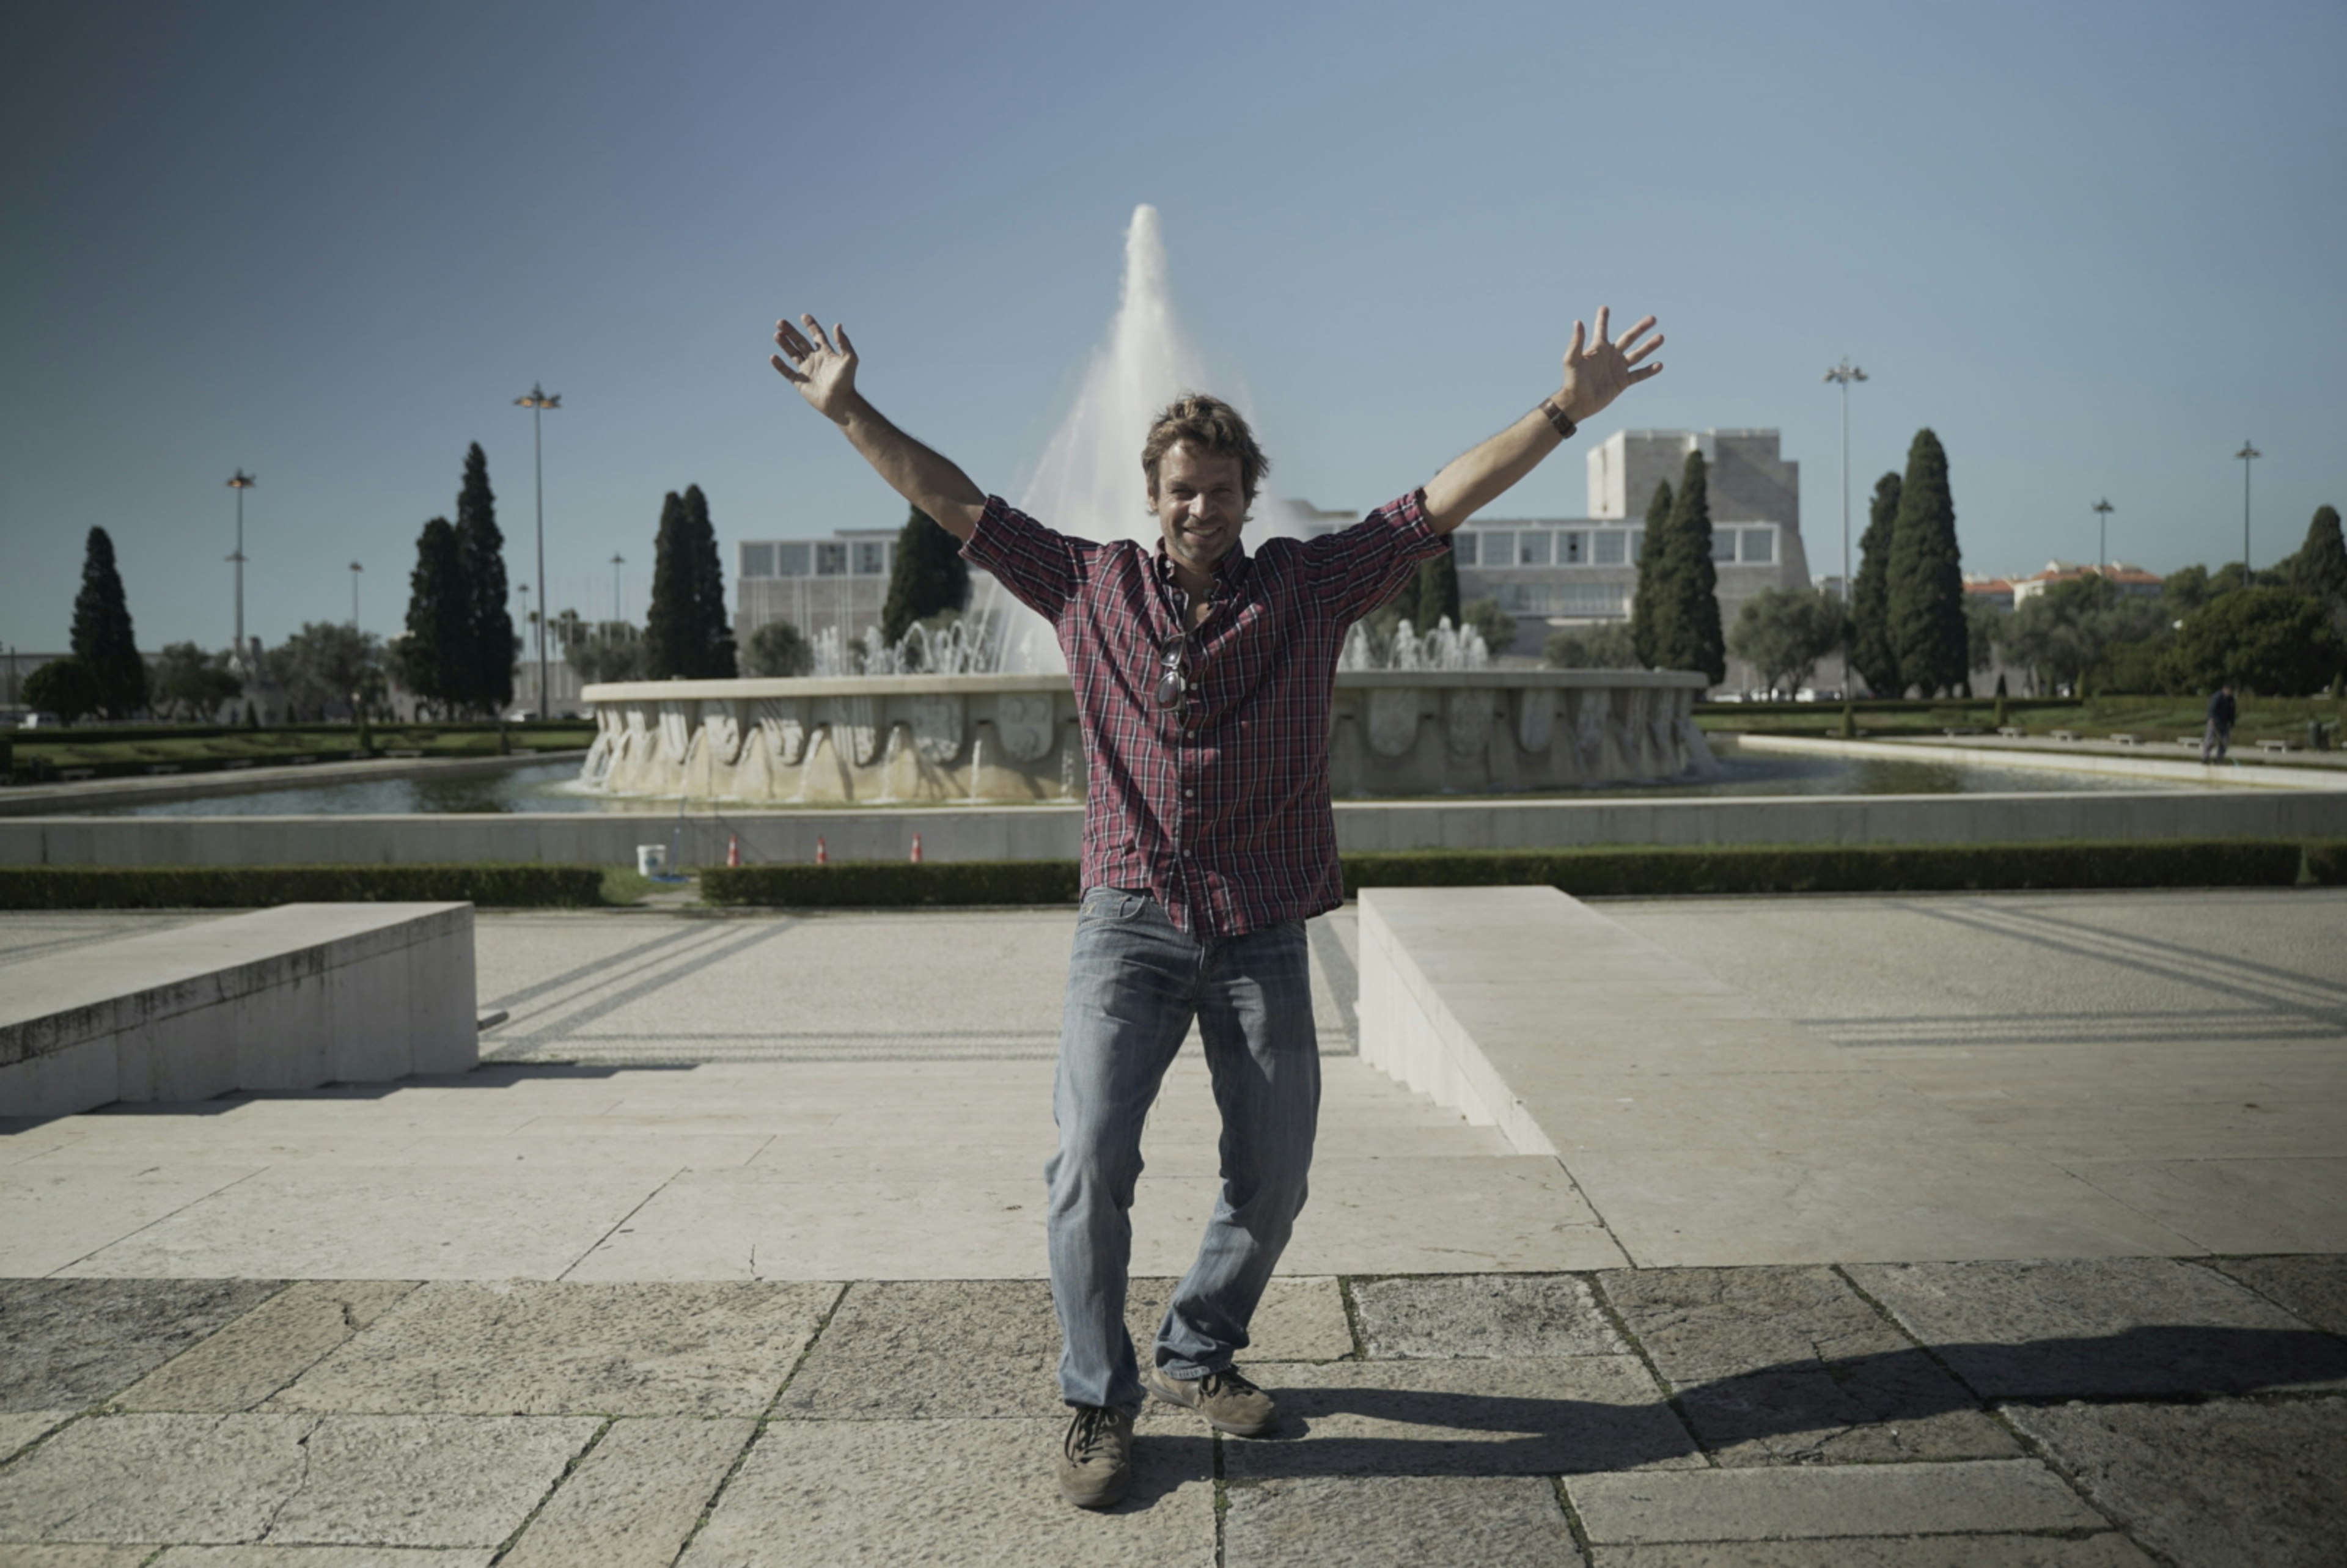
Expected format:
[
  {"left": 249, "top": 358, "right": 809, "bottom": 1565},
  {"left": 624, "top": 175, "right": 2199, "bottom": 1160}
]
[{"left": 1080, "top": 887, "right": 1150, "bottom": 921}]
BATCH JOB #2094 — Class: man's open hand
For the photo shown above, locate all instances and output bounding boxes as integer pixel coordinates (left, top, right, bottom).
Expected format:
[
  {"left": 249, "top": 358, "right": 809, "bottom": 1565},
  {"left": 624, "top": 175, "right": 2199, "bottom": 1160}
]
[
  {"left": 1559, "top": 309, "right": 1664, "bottom": 425},
  {"left": 771, "top": 314, "right": 859, "bottom": 422}
]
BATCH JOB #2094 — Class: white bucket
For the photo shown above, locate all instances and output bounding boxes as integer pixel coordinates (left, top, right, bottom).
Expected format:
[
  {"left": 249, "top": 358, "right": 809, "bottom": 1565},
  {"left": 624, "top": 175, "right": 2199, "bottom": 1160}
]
[{"left": 636, "top": 844, "right": 669, "bottom": 877}]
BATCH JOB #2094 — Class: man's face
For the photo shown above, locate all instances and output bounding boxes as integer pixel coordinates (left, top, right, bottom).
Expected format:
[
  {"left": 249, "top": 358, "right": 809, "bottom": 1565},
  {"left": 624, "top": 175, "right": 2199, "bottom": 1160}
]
[{"left": 1150, "top": 441, "right": 1247, "bottom": 579}]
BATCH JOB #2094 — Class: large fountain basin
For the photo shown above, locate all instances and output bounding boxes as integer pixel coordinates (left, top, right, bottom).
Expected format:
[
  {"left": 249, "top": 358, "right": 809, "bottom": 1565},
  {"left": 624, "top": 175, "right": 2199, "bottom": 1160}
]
[{"left": 579, "top": 670, "right": 1715, "bottom": 802}]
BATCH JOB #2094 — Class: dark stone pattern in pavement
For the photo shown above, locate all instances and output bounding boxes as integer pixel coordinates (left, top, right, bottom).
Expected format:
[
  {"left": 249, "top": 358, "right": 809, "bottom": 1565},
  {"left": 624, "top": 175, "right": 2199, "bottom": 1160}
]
[
  {"left": 0, "top": 1278, "right": 287, "bottom": 1410},
  {"left": 0, "top": 1259, "right": 2338, "bottom": 1561}
]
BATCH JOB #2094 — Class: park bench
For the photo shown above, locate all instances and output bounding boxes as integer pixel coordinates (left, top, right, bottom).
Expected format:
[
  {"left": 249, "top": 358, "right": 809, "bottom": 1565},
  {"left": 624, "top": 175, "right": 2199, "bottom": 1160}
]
[
  {"left": 0, "top": 903, "right": 479, "bottom": 1119},
  {"left": 2174, "top": 736, "right": 2202, "bottom": 749},
  {"left": 58, "top": 768, "right": 96, "bottom": 781},
  {"left": 2257, "top": 739, "right": 2293, "bottom": 753},
  {"left": 1941, "top": 727, "right": 1982, "bottom": 738},
  {"left": 384, "top": 748, "right": 425, "bottom": 758},
  {"left": 1996, "top": 726, "right": 2027, "bottom": 738},
  {"left": 2048, "top": 730, "right": 2081, "bottom": 742},
  {"left": 144, "top": 763, "right": 182, "bottom": 774},
  {"left": 2109, "top": 733, "right": 2140, "bottom": 746}
]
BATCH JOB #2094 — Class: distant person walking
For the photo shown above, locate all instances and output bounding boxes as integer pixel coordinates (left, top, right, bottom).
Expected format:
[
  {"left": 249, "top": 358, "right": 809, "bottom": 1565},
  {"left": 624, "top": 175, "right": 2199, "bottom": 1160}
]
[
  {"left": 768, "top": 304, "right": 1663, "bottom": 1508},
  {"left": 2203, "top": 684, "right": 2238, "bottom": 763}
]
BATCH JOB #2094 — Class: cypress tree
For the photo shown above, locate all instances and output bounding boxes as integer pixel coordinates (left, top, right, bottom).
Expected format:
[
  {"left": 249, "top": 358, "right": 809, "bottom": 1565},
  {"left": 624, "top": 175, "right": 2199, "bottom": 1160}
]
[
  {"left": 1851, "top": 472, "right": 1902, "bottom": 697},
  {"left": 646, "top": 491, "right": 691, "bottom": 680},
  {"left": 71, "top": 526, "right": 146, "bottom": 718},
  {"left": 1671, "top": 451, "right": 1727, "bottom": 684},
  {"left": 881, "top": 504, "right": 972, "bottom": 643},
  {"left": 1886, "top": 428, "right": 1968, "bottom": 696},
  {"left": 2279, "top": 504, "right": 2347, "bottom": 601},
  {"left": 1629, "top": 478, "right": 1673, "bottom": 670},
  {"left": 454, "top": 442, "right": 513, "bottom": 715},
  {"left": 681, "top": 485, "right": 736, "bottom": 678},
  {"left": 1414, "top": 541, "right": 1463, "bottom": 632},
  {"left": 400, "top": 518, "right": 468, "bottom": 711}
]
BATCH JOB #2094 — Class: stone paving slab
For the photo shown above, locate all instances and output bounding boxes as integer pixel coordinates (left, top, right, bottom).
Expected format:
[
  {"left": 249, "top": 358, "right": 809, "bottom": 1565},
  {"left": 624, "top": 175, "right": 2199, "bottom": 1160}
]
[
  {"left": 266, "top": 1281, "right": 837, "bottom": 1416},
  {"left": 0, "top": 1278, "right": 287, "bottom": 1410},
  {"left": 2004, "top": 1396, "right": 2347, "bottom": 1568},
  {"left": 776, "top": 1277, "right": 1347, "bottom": 1421},
  {"left": 0, "top": 1413, "right": 598, "bottom": 1548},
  {"left": 2214, "top": 1253, "right": 2347, "bottom": 1335},
  {"left": 2, "top": 1546, "right": 168, "bottom": 1567},
  {"left": 0, "top": 1162, "right": 263, "bottom": 1277},
  {"left": 1586, "top": 1536, "right": 2154, "bottom": 1566},
  {"left": 1598, "top": 1266, "right": 2015, "bottom": 1465},
  {"left": 1221, "top": 1475, "right": 1575, "bottom": 1567},
  {"left": 677, "top": 1417, "right": 1216, "bottom": 1566},
  {"left": 0, "top": 1411, "right": 77, "bottom": 1462},
  {"left": 117, "top": 1281, "right": 419, "bottom": 1413},
  {"left": 155, "top": 1548, "right": 497, "bottom": 1565},
  {"left": 1220, "top": 1356, "right": 1699, "bottom": 1479},
  {"left": 496, "top": 1415, "right": 752, "bottom": 1568},
  {"left": 2052, "top": 1157, "right": 2347, "bottom": 1253},
  {"left": 1350, "top": 1273, "right": 1628, "bottom": 1358},
  {"left": 1567, "top": 1460, "right": 2107, "bottom": 1544},
  {"left": 1846, "top": 1258, "right": 2347, "bottom": 1398}
]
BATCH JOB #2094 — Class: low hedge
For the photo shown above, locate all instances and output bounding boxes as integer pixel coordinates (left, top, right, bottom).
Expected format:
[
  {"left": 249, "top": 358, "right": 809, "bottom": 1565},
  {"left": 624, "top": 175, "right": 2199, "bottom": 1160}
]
[
  {"left": 700, "top": 839, "right": 2320, "bottom": 906},
  {"left": 703, "top": 860, "right": 1081, "bottom": 907},
  {"left": 0, "top": 864, "right": 606, "bottom": 910}
]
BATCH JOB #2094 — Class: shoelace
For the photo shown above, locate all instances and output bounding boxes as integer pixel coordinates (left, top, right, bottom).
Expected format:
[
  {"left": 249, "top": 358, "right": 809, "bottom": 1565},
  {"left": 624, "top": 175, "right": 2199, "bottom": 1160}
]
[
  {"left": 1198, "top": 1369, "right": 1260, "bottom": 1399},
  {"left": 1065, "top": 1405, "right": 1120, "bottom": 1462}
]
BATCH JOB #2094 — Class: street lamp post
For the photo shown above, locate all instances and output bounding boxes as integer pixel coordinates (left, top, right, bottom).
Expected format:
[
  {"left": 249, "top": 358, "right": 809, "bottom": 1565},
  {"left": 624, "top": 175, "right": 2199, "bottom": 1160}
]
[
  {"left": 1823, "top": 359, "right": 1868, "bottom": 693},
  {"left": 2093, "top": 499, "right": 2114, "bottom": 576},
  {"left": 2235, "top": 441, "right": 2261, "bottom": 581},
  {"left": 349, "top": 561, "right": 363, "bottom": 629},
  {"left": 611, "top": 552, "right": 625, "bottom": 625},
  {"left": 514, "top": 384, "right": 562, "bottom": 720},
  {"left": 226, "top": 471, "right": 257, "bottom": 669}
]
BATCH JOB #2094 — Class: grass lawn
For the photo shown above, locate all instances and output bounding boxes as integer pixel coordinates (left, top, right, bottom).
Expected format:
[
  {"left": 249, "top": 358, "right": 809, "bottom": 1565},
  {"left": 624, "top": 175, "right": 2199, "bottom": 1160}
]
[
  {"left": 1699, "top": 694, "right": 2340, "bottom": 746},
  {"left": 7, "top": 722, "right": 593, "bottom": 775}
]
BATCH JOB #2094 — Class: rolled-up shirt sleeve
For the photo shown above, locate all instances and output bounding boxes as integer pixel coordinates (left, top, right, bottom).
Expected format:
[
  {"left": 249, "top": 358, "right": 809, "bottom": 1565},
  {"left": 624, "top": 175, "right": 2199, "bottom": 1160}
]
[
  {"left": 959, "top": 496, "right": 1095, "bottom": 624},
  {"left": 1299, "top": 488, "right": 1451, "bottom": 626}
]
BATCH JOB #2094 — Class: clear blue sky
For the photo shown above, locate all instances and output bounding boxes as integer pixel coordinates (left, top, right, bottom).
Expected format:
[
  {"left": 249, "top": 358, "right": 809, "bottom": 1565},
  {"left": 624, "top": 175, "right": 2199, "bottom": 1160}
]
[{"left": 4, "top": 0, "right": 2341, "bottom": 653}]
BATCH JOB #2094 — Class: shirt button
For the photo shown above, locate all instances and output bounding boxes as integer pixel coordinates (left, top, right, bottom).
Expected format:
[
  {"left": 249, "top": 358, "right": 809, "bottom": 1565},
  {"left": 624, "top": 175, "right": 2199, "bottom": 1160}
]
[{"left": 1183, "top": 788, "right": 1195, "bottom": 799}]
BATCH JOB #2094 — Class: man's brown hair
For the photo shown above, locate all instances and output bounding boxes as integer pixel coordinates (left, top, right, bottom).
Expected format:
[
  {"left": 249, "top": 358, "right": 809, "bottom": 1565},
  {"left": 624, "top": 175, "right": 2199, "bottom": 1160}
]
[{"left": 1141, "top": 394, "right": 1271, "bottom": 508}]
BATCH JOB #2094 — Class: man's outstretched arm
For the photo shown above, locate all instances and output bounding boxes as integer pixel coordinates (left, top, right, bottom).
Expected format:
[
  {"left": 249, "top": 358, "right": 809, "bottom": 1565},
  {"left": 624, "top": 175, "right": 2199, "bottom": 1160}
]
[
  {"left": 770, "top": 314, "right": 988, "bottom": 540},
  {"left": 1419, "top": 308, "right": 1664, "bottom": 535}
]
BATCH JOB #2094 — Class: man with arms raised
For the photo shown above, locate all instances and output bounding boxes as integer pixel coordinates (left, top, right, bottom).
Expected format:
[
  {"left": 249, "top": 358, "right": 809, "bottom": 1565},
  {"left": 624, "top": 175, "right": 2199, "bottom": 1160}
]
[{"left": 770, "top": 306, "right": 1662, "bottom": 1506}]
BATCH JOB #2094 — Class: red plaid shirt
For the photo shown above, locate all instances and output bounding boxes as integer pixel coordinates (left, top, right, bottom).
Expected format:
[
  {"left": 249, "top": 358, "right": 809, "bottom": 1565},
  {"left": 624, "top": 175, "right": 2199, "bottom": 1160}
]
[{"left": 963, "top": 491, "right": 1446, "bottom": 936}]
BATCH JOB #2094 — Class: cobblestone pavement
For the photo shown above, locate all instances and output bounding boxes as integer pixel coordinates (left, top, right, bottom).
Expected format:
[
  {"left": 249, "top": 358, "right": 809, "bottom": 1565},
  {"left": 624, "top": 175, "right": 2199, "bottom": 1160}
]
[{"left": 0, "top": 1259, "right": 2341, "bottom": 1565}]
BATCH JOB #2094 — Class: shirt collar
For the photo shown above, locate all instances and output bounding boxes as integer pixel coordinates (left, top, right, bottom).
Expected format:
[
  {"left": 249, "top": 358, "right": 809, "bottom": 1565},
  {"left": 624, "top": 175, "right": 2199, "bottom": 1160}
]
[{"left": 1151, "top": 537, "right": 1252, "bottom": 598}]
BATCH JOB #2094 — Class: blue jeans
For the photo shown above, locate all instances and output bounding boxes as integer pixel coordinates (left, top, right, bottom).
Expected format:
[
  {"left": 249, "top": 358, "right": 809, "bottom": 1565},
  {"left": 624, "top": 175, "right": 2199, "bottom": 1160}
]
[{"left": 1046, "top": 887, "right": 1320, "bottom": 1411}]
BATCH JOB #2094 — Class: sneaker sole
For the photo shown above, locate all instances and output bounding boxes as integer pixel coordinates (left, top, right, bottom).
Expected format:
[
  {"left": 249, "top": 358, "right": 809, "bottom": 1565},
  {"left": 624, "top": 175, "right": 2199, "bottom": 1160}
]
[{"left": 1059, "top": 1470, "right": 1131, "bottom": 1509}]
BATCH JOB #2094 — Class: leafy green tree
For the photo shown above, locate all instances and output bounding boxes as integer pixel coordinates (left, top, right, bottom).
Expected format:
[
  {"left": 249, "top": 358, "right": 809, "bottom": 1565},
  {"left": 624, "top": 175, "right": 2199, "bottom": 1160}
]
[
  {"left": 23, "top": 658, "right": 101, "bottom": 724},
  {"left": 1629, "top": 478, "right": 1673, "bottom": 669},
  {"left": 71, "top": 526, "right": 146, "bottom": 718},
  {"left": 2161, "top": 587, "right": 2347, "bottom": 697},
  {"left": 2274, "top": 505, "right": 2347, "bottom": 601},
  {"left": 264, "top": 623, "right": 381, "bottom": 721},
  {"left": 398, "top": 517, "right": 469, "bottom": 713},
  {"left": 881, "top": 506, "right": 971, "bottom": 643},
  {"left": 1962, "top": 594, "right": 2007, "bottom": 683},
  {"left": 1727, "top": 586, "right": 1846, "bottom": 695},
  {"left": 1885, "top": 430, "right": 1967, "bottom": 696},
  {"left": 567, "top": 623, "right": 647, "bottom": 685},
  {"left": 1414, "top": 541, "right": 1463, "bottom": 632},
  {"left": 1461, "top": 596, "right": 1518, "bottom": 659},
  {"left": 1850, "top": 472, "right": 1901, "bottom": 695},
  {"left": 1542, "top": 620, "right": 1641, "bottom": 669},
  {"left": 1999, "top": 574, "right": 2167, "bottom": 695},
  {"left": 743, "top": 619, "right": 817, "bottom": 677},
  {"left": 1642, "top": 452, "right": 1724, "bottom": 683},
  {"left": 454, "top": 442, "right": 514, "bottom": 714},
  {"left": 150, "top": 642, "right": 243, "bottom": 721}
]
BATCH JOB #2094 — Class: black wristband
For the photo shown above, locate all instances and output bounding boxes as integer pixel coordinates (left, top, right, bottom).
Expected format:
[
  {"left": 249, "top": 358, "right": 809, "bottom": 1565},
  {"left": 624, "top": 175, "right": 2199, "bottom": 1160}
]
[{"left": 1539, "top": 397, "right": 1577, "bottom": 441}]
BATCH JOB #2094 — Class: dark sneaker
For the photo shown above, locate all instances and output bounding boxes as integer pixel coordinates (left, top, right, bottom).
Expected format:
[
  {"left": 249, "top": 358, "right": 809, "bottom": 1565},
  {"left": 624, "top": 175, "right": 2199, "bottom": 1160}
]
[
  {"left": 1143, "top": 1364, "right": 1279, "bottom": 1437},
  {"left": 1057, "top": 1404, "right": 1134, "bottom": 1509}
]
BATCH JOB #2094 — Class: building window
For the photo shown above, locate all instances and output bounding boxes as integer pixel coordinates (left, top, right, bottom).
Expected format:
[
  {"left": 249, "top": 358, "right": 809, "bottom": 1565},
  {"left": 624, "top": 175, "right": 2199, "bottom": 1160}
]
[
  {"left": 1496, "top": 582, "right": 1548, "bottom": 613},
  {"left": 1560, "top": 531, "right": 1586, "bottom": 565},
  {"left": 1592, "top": 529, "right": 1626, "bottom": 565},
  {"left": 1480, "top": 530, "right": 1513, "bottom": 567},
  {"left": 816, "top": 543, "right": 848, "bottom": 577},
  {"left": 1453, "top": 532, "right": 1478, "bottom": 567},
  {"left": 1741, "top": 527, "right": 1775, "bottom": 564},
  {"left": 741, "top": 543, "right": 776, "bottom": 579},
  {"left": 1555, "top": 582, "right": 1628, "bottom": 617},
  {"left": 778, "top": 543, "right": 811, "bottom": 577},
  {"left": 853, "top": 541, "right": 889, "bottom": 576},
  {"left": 1712, "top": 531, "right": 1736, "bottom": 563},
  {"left": 1518, "top": 531, "right": 1552, "bottom": 566}
]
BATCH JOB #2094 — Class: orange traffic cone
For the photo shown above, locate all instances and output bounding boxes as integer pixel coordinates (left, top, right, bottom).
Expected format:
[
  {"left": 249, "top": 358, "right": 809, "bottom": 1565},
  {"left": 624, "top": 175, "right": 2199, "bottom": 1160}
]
[
  {"left": 815, "top": 836, "right": 828, "bottom": 866},
  {"left": 910, "top": 833, "right": 924, "bottom": 864},
  {"left": 727, "top": 834, "right": 741, "bottom": 867}
]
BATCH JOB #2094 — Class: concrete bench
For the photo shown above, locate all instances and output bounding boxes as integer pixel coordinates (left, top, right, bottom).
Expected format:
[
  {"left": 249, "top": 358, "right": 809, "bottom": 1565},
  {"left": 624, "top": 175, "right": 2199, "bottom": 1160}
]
[
  {"left": 2048, "top": 729, "right": 2080, "bottom": 742},
  {"left": 1996, "top": 726, "right": 2027, "bottom": 738},
  {"left": 2109, "top": 733, "right": 2140, "bottom": 746},
  {"left": 0, "top": 903, "right": 477, "bottom": 1119},
  {"left": 2257, "top": 739, "right": 2293, "bottom": 753}
]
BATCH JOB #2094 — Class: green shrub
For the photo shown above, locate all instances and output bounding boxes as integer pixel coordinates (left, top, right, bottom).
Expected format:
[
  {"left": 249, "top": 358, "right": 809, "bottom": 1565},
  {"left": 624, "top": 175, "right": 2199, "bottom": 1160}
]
[
  {"left": 702, "top": 860, "right": 1081, "bottom": 907},
  {"left": 2304, "top": 841, "right": 2347, "bottom": 887},
  {"left": 0, "top": 864, "right": 605, "bottom": 909},
  {"left": 1339, "top": 841, "right": 2305, "bottom": 897}
]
